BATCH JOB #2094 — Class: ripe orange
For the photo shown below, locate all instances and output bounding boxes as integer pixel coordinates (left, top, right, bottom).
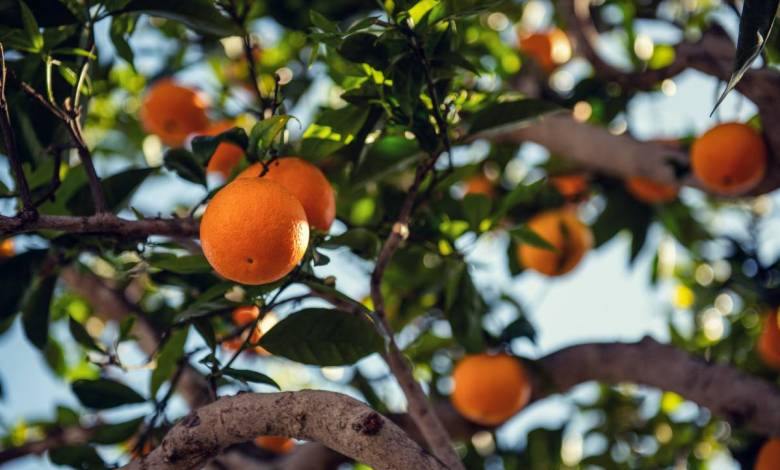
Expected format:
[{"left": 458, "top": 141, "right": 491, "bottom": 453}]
[
  {"left": 464, "top": 175, "right": 495, "bottom": 197},
  {"left": 140, "top": 79, "right": 210, "bottom": 147},
  {"left": 451, "top": 353, "right": 531, "bottom": 426},
  {"left": 518, "top": 28, "right": 572, "bottom": 73},
  {"left": 549, "top": 173, "right": 589, "bottom": 202},
  {"left": 625, "top": 177, "right": 678, "bottom": 204},
  {"left": 255, "top": 436, "right": 295, "bottom": 454},
  {"left": 758, "top": 309, "right": 780, "bottom": 370},
  {"left": 200, "top": 178, "right": 309, "bottom": 285},
  {"left": 238, "top": 158, "right": 336, "bottom": 231},
  {"left": 0, "top": 239, "right": 14, "bottom": 258},
  {"left": 690, "top": 123, "right": 767, "bottom": 195},
  {"left": 756, "top": 439, "right": 780, "bottom": 470},
  {"left": 223, "top": 306, "right": 273, "bottom": 355},
  {"left": 199, "top": 121, "right": 245, "bottom": 179},
  {"left": 517, "top": 208, "right": 592, "bottom": 276}
]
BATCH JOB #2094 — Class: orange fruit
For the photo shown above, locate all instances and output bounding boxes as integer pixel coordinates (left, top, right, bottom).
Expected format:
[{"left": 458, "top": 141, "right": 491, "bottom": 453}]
[
  {"left": 758, "top": 309, "right": 780, "bottom": 370},
  {"left": 690, "top": 122, "right": 767, "bottom": 195},
  {"left": 199, "top": 121, "right": 245, "bottom": 179},
  {"left": 238, "top": 158, "right": 336, "bottom": 231},
  {"left": 625, "top": 177, "right": 678, "bottom": 204},
  {"left": 223, "top": 306, "right": 275, "bottom": 355},
  {"left": 140, "top": 79, "right": 210, "bottom": 147},
  {"left": 255, "top": 436, "right": 295, "bottom": 454},
  {"left": 200, "top": 178, "right": 309, "bottom": 285},
  {"left": 756, "top": 439, "right": 780, "bottom": 470},
  {"left": 464, "top": 175, "right": 495, "bottom": 197},
  {"left": 549, "top": 173, "right": 589, "bottom": 202},
  {"left": 518, "top": 28, "right": 572, "bottom": 73},
  {"left": 451, "top": 353, "right": 531, "bottom": 426},
  {"left": 0, "top": 239, "right": 14, "bottom": 258},
  {"left": 517, "top": 208, "right": 592, "bottom": 276}
]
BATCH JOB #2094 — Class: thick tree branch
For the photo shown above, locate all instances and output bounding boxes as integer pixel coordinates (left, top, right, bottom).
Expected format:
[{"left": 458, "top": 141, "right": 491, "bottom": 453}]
[
  {"left": 534, "top": 336, "right": 780, "bottom": 435},
  {"left": 120, "top": 391, "right": 447, "bottom": 470},
  {"left": 0, "top": 213, "right": 198, "bottom": 238}
]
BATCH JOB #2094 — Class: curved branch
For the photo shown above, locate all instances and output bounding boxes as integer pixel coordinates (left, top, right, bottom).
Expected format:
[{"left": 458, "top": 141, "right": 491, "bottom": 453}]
[
  {"left": 534, "top": 336, "right": 780, "bottom": 435},
  {"left": 0, "top": 213, "right": 198, "bottom": 238},
  {"left": 120, "top": 390, "right": 447, "bottom": 470}
]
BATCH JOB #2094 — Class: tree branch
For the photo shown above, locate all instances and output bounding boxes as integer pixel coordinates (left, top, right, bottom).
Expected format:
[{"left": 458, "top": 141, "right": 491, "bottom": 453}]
[
  {"left": 121, "top": 390, "right": 447, "bottom": 470},
  {"left": 534, "top": 336, "right": 780, "bottom": 435},
  {"left": 0, "top": 425, "right": 94, "bottom": 465},
  {"left": 0, "top": 213, "right": 198, "bottom": 238}
]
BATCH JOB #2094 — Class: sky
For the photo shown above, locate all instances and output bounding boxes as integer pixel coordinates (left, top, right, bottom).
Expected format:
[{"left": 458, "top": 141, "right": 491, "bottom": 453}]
[{"left": 0, "top": 3, "right": 773, "bottom": 469}]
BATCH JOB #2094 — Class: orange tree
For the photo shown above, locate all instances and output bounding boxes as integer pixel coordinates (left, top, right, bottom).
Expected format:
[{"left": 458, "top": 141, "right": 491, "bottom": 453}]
[{"left": 0, "top": 0, "right": 779, "bottom": 469}]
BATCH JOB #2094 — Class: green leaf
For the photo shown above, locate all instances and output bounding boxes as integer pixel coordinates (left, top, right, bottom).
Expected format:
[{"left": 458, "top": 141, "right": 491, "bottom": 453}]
[
  {"left": 462, "top": 194, "right": 492, "bottom": 231},
  {"left": 150, "top": 253, "right": 211, "bottom": 274},
  {"left": 0, "top": 1, "right": 78, "bottom": 28},
  {"left": 323, "top": 228, "right": 382, "bottom": 259},
  {"left": 0, "top": 249, "right": 48, "bottom": 321},
  {"left": 19, "top": 1, "right": 43, "bottom": 52},
  {"left": 22, "top": 273, "right": 58, "bottom": 350},
  {"left": 121, "top": 0, "right": 241, "bottom": 37},
  {"left": 163, "top": 148, "right": 206, "bottom": 186},
  {"left": 222, "top": 368, "right": 280, "bottom": 389},
  {"left": 48, "top": 445, "right": 106, "bottom": 470},
  {"left": 310, "top": 11, "right": 339, "bottom": 33},
  {"left": 301, "top": 106, "right": 370, "bottom": 160},
  {"left": 338, "top": 33, "right": 388, "bottom": 69},
  {"left": 712, "top": 0, "right": 779, "bottom": 114},
  {"left": 192, "top": 126, "right": 248, "bottom": 164},
  {"left": 90, "top": 417, "right": 144, "bottom": 445},
  {"left": 150, "top": 327, "right": 188, "bottom": 397},
  {"left": 468, "top": 99, "right": 562, "bottom": 135},
  {"left": 110, "top": 14, "right": 137, "bottom": 69},
  {"left": 69, "top": 316, "right": 102, "bottom": 352},
  {"left": 66, "top": 168, "right": 155, "bottom": 215},
  {"left": 409, "top": 0, "right": 440, "bottom": 25},
  {"left": 498, "top": 316, "right": 536, "bottom": 344},
  {"left": 248, "top": 116, "right": 290, "bottom": 160},
  {"left": 72, "top": 378, "right": 145, "bottom": 410},
  {"left": 259, "top": 308, "right": 384, "bottom": 366},
  {"left": 510, "top": 225, "right": 556, "bottom": 251},
  {"left": 119, "top": 316, "right": 136, "bottom": 342},
  {"left": 444, "top": 261, "right": 486, "bottom": 353}
]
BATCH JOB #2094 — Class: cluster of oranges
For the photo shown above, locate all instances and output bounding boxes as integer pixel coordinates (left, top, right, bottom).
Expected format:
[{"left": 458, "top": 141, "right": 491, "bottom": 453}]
[{"left": 140, "top": 79, "right": 335, "bottom": 286}]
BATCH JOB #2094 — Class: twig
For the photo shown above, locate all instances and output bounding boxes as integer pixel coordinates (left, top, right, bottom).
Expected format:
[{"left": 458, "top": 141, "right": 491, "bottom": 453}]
[
  {"left": 0, "top": 44, "right": 35, "bottom": 218},
  {"left": 0, "top": 213, "right": 198, "bottom": 237}
]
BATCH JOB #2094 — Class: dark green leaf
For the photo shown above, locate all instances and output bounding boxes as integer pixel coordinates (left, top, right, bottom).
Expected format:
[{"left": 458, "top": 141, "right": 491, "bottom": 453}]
[
  {"left": 222, "top": 368, "right": 280, "bottom": 389},
  {"left": 712, "top": 0, "right": 779, "bottom": 113},
  {"left": 259, "top": 308, "right": 384, "bottom": 366},
  {"left": 468, "top": 99, "right": 562, "bottom": 135},
  {"left": 499, "top": 316, "right": 537, "bottom": 344},
  {"left": 510, "top": 225, "right": 557, "bottom": 251},
  {"left": 90, "top": 417, "right": 144, "bottom": 445},
  {"left": 462, "top": 194, "right": 492, "bottom": 231},
  {"left": 0, "top": 249, "right": 48, "bottom": 321},
  {"left": 444, "top": 261, "right": 486, "bottom": 353},
  {"left": 163, "top": 148, "right": 207, "bottom": 186},
  {"left": 192, "top": 126, "right": 248, "bottom": 164},
  {"left": 150, "top": 327, "right": 188, "bottom": 397},
  {"left": 150, "top": 253, "right": 211, "bottom": 274},
  {"left": 110, "top": 15, "right": 137, "bottom": 69},
  {"left": 338, "top": 32, "right": 387, "bottom": 69},
  {"left": 66, "top": 168, "right": 155, "bottom": 215},
  {"left": 19, "top": 1, "right": 43, "bottom": 52},
  {"left": 121, "top": 0, "right": 241, "bottom": 37},
  {"left": 69, "top": 316, "right": 102, "bottom": 352},
  {"left": 0, "top": 1, "right": 78, "bottom": 28},
  {"left": 310, "top": 11, "right": 339, "bottom": 33},
  {"left": 119, "top": 316, "right": 136, "bottom": 342},
  {"left": 49, "top": 445, "right": 106, "bottom": 470},
  {"left": 247, "top": 116, "right": 290, "bottom": 159},
  {"left": 22, "top": 273, "right": 58, "bottom": 350},
  {"left": 72, "top": 378, "right": 145, "bottom": 409}
]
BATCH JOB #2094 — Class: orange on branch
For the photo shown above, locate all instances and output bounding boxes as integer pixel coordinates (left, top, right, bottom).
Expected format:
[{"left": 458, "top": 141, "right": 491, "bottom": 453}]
[
  {"left": 200, "top": 121, "right": 245, "bottom": 179},
  {"left": 140, "top": 79, "right": 209, "bottom": 147},
  {"left": 464, "top": 175, "right": 495, "bottom": 197},
  {"left": 451, "top": 353, "right": 531, "bottom": 426},
  {"left": 200, "top": 178, "right": 309, "bottom": 285},
  {"left": 549, "top": 173, "right": 589, "bottom": 202},
  {"left": 0, "top": 238, "right": 14, "bottom": 258},
  {"left": 517, "top": 208, "right": 592, "bottom": 276},
  {"left": 255, "top": 436, "right": 295, "bottom": 454},
  {"left": 756, "top": 438, "right": 780, "bottom": 470},
  {"left": 518, "top": 27, "right": 571, "bottom": 73},
  {"left": 690, "top": 123, "right": 767, "bottom": 195},
  {"left": 223, "top": 306, "right": 275, "bottom": 355},
  {"left": 758, "top": 309, "right": 780, "bottom": 370},
  {"left": 238, "top": 157, "right": 336, "bottom": 231},
  {"left": 625, "top": 177, "right": 678, "bottom": 204}
]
